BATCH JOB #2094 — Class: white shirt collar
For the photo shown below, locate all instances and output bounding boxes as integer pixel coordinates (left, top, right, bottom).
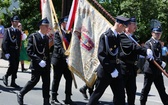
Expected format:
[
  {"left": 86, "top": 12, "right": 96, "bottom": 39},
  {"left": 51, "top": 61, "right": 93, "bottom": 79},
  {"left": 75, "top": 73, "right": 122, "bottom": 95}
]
[
  {"left": 152, "top": 37, "right": 158, "bottom": 43},
  {"left": 38, "top": 30, "right": 45, "bottom": 38},
  {"left": 111, "top": 27, "right": 117, "bottom": 37},
  {"left": 11, "top": 26, "right": 17, "bottom": 31}
]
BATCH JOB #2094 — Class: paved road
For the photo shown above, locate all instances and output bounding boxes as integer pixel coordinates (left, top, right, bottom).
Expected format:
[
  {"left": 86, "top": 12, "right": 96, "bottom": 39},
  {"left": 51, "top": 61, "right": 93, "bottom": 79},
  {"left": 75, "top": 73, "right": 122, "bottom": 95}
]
[{"left": 0, "top": 59, "right": 168, "bottom": 105}]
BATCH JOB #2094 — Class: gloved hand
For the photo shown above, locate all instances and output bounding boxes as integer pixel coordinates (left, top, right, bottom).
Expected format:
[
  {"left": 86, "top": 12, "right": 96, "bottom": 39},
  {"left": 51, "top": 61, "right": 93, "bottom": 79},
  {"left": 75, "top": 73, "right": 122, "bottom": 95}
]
[
  {"left": 146, "top": 49, "right": 154, "bottom": 61},
  {"left": 66, "top": 58, "right": 69, "bottom": 64},
  {"left": 111, "top": 69, "right": 119, "bottom": 78},
  {"left": 39, "top": 60, "right": 46, "bottom": 68},
  {"left": 5, "top": 53, "right": 10, "bottom": 59},
  {"left": 161, "top": 61, "right": 166, "bottom": 69}
]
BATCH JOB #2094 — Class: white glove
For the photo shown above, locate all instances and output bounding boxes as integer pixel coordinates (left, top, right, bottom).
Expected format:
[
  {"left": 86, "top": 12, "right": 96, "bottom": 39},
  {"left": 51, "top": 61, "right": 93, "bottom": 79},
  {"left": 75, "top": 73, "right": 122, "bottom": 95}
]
[
  {"left": 111, "top": 69, "right": 119, "bottom": 78},
  {"left": 161, "top": 61, "right": 166, "bottom": 69},
  {"left": 22, "top": 33, "right": 27, "bottom": 40},
  {"left": 39, "top": 60, "right": 46, "bottom": 68},
  {"left": 146, "top": 49, "right": 154, "bottom": 61},
  {"left": 5, "top": 53, "right": 10, "bottom": 59},
  {"left": 66, "top": 58, "right": 69, "bottom": 64}
]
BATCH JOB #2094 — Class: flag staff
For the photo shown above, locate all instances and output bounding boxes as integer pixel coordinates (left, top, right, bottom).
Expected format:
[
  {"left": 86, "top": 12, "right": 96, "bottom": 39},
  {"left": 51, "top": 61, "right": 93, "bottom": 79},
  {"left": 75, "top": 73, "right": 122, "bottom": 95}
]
[
  {"left": 89, "top": 0, "right": 115, "bottom": 23},
  {"left": 49, "top": 0, "right": 66, "bottom": 50}
]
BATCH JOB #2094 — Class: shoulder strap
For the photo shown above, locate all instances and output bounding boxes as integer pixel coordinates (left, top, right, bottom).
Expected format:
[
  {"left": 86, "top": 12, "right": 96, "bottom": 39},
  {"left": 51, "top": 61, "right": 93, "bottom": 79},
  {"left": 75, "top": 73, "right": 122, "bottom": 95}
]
[{"left": 104, "top": 33, "right": 118, "bottom": 56}]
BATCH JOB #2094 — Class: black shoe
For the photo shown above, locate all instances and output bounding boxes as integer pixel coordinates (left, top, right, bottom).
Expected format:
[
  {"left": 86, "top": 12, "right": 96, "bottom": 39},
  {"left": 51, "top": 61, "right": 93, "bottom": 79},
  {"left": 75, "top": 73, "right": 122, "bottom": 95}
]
[
  {"left": 10, "top": 83, "right": 20, "bottom": 88},
  {"left": 17, "top": 93, "right": 23, "bottom": 105},
  {"left": 2, "top": 75, "right": 8, "bottom": 86},
  {"left": 22, "top": 68, "right": 28, "bottom": 72},
  {"left": 79, "top": 88, "right": 88, "bottom": 99},
  {"left": 44, "top": 103, "right": 51, "bottom": 105},
  {"left": 51, "top": 99, "right": 62, "bottom": 105},
  {"left": 64, "top": 99, "right": 75, "bottom": 105}
]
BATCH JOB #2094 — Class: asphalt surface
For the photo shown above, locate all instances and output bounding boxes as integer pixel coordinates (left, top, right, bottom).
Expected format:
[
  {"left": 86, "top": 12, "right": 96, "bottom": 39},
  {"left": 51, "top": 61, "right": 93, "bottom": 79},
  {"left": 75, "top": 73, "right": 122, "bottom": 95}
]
[{"left": 0, "top": 59, "right": 168, "bottom": 105}]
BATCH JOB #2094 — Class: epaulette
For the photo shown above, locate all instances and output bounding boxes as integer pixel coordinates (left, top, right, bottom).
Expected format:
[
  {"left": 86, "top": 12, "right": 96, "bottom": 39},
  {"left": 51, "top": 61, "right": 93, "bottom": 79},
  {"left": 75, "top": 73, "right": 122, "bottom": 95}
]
[{"left": 103, "top": 28, "right": 111, "bottom": 36}]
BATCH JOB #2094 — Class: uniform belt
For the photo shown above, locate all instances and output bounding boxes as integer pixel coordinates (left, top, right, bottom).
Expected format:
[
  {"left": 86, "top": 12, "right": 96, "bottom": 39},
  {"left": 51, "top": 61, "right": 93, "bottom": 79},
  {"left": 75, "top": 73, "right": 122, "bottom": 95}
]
[
  {"left": 110, "top": 59, "right": 120, "bottom": 64},
  {"left": 10, "top": 46, "right": 18, "bottom": 50},
  {"left": 125, "top": 60, "right": 138, "bottom": 65}
]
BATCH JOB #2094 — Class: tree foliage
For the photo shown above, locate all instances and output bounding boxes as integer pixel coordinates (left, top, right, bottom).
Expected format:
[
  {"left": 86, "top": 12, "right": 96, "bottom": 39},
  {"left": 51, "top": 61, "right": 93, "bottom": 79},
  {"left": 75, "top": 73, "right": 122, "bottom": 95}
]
[
  {"left": 99, "top": 0, "right": 168, "bottom": 44},
  {"left": 0, "top": 0, "right": 63, "bottom": 34},
  {"left": 0, "top": 0, "right": 11, "bottom": 25}
]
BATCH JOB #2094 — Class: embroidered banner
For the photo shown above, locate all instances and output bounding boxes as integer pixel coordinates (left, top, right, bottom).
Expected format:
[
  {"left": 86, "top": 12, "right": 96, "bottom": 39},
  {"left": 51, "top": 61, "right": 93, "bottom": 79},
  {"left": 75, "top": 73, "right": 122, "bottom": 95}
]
[{"left": 68, "top": 0, "right": 112, "bottom": 87}]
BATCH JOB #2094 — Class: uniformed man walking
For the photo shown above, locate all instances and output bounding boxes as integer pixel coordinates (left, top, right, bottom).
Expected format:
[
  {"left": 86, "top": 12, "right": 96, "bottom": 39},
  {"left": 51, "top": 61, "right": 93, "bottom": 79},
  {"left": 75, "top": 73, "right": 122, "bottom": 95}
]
[
  {"left": 87, "top": 16, "right": 129, "bottom": 105},
  {"left": 17, "top": 17, "right": 51, "bottom": 105},
  {"left": 140, "top": 27, "right": 168, "bottom": 105},
  {"left": 119, "top": 17, "right": 153, "bottom": 105},
  {"left": 50, "top": 16, "right": 75, "bottom": 105},
  {"left": 2, "top": 15, "right": 22, "bottom": 88}
]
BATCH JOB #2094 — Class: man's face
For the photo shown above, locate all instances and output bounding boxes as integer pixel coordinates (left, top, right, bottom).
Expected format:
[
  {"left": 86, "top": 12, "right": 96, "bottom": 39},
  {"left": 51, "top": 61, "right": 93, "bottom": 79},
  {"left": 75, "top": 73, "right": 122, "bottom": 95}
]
[
  {"left": 62, "top": 21, "right": 67, "bottom": 29},
  {"left": 12, "top": 20, "right": 19, "bottom": 28},
  {"left": 128, "top": 22, "right": 137, "bottom": 33},
  {"left": 152, "top": 31, "right": 162, "bottom": 40},
  {"left": 40, "top": 25, "right": 49, "bottom": 34},
  {"left": 118, "top": 23, "right": 127, "bottom": 33}
]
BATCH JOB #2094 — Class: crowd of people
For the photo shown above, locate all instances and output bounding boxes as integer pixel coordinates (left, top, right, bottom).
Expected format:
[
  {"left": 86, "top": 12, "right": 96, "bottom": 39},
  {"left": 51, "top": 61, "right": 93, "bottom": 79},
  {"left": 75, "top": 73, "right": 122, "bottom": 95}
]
[{"left": 0, "top": 14, "right": 168, "bottom": 105}]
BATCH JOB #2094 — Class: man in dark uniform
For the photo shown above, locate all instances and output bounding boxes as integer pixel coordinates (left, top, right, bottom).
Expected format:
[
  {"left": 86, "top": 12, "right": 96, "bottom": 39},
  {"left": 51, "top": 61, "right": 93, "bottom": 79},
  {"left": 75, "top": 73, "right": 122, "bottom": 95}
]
[
  {"left": 140, "top": 27, "right": 168, "bottom": 105},
  {"left": 17, "top": 17, "right": 51, "bottom": 105},
  {"left": 2, "top": 15, "right": 22, "bottom": 88},
  {"left": 119, "top": 17, "right": 153, "bottom": 105},
  {"left": 50, "top": 16, "right": 74, "bottom": 105},
  {"left": 87, "top": 16, "right": 129, "bottom": 105}
]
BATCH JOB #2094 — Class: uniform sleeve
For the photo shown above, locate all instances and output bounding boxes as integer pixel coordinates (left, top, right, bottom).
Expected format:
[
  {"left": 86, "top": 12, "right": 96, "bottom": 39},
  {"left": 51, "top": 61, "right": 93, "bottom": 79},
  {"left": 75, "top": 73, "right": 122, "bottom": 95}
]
[
  {"left": 2, "top": 28, "right": 10, "bottom": 54},
  {"left": 145, "top": 41, "right": 162, "bottom": 65},
  {"left": 26, "top": 34, "right": 41, "bottom": 64},
  {"left": 53, "top": 32, "right": 65, "bottom": 55},
  {"left": 98, "top": 34, "right": 115, "bottom": 73},
  {"left": 120, "top": 34, "right": 147, "bottom": 56}
]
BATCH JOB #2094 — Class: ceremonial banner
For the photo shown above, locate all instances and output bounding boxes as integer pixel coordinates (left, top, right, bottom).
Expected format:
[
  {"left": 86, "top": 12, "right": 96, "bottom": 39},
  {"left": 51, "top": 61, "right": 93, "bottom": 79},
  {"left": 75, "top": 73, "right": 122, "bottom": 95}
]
[
  {"left": 41, "top": 0, "right": 55, "bottom": 48},
  {"left": 68, "top": 0, "right": 112, "bottom": 88},
  {"left": 41, "top": 0, "right": 54, "bottom": 28},
  {"left": 66, "top": 0, "right": 78, "bottom": 31}
]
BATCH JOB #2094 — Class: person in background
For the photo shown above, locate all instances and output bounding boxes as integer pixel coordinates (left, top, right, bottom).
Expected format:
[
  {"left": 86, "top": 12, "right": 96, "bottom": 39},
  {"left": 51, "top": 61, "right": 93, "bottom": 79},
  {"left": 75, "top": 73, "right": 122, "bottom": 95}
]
[
  {"left": 161, "top": 41, "right": 168, "bottom": 72},
  {"left": 2, "top": 15, "right": 22, "bottom": 88},
  {"left": 140, "top": 27, "right": 168, "bottom": 105},
  {"left": 50, "top": 16, "right": 74, "bottom": 105},
  {"left": 0, "top": 18, "right": 5, "bottom": 58},
  {"left": 17, "top": 17, "right": 51, "bottom": 105},
  {"left": 17, "top": 22, "right": 29, "bottom": 72},
  {"left": 0, "top": 18, "right": 5, "bottom": 93}
]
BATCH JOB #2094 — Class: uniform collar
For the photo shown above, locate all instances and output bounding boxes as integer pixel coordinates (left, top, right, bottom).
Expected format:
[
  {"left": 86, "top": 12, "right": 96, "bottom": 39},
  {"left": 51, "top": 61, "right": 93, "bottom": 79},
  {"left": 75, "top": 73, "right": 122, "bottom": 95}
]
[
  {"left": 38, "top": 30, "right": 45, "bottom": 39},
  {"left": 111, "top": 27, "right": 117, "bottom": 37},
  {"left": 151, "top": 37, "right": 159, "bottom": 43},
  {"left": 11, "top": 26, "right": 17, "bottom": 31}
]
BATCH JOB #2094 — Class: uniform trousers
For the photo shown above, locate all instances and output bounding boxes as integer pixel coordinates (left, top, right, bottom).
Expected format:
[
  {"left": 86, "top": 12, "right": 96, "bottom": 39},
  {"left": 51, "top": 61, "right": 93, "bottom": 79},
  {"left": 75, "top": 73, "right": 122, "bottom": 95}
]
[
  {"left": 20, "top": 68, "right": 50, "bottom": 98},
  {"left": 123, "top": 74, "right": 136, "bottom": 105},
  {"left": 51, "top": 58, "right": 72, "bottom": 96},
  {"left": 88, "top": 75, "right": 125, "bottom": 105},
  {"left": 6, "top": 49, "right": 20, "bottom": 80},
  {"left": 140, "top": 73, "right": 168, "bottom": 105}
]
